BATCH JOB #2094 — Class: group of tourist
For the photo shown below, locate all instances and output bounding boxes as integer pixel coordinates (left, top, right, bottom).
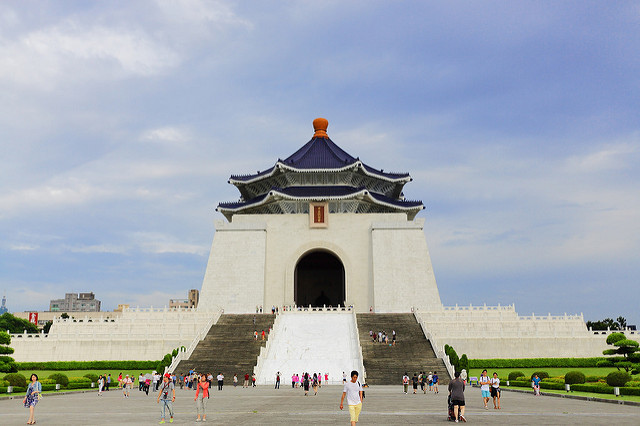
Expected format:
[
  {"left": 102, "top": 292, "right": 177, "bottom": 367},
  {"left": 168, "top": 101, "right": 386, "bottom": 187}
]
[
  {"left": 290, "top": 372, "right": 328, "bottom": 390},
  {"left": 402, "top": 371, "right": 439, "bottom": 394},
  {"left": 369, "top": 329, "right": 396, "bottom": 345},
  {"left": 447, "top": 369, "right": 502, "bottom": 423}
]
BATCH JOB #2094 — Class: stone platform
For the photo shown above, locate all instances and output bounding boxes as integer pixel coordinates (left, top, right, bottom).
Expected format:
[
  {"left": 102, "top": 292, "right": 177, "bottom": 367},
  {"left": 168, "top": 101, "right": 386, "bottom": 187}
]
[{"left": 1, "top": 384, "right": 639, "bottom": 425}]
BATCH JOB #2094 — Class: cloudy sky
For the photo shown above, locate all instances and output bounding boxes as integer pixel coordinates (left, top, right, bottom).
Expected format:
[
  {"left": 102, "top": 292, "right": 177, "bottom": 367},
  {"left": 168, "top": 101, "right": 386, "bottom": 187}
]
[{"left": 1, "top": 1, "right": 638, "bottom": 326}]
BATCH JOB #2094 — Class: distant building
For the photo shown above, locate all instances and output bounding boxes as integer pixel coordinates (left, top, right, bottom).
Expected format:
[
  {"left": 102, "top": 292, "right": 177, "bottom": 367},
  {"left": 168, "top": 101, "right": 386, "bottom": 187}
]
[
  {"left": 50, "top": 292, "right": 101, "bottom": 312},
  {"left": 169, "top": 289, "right": 199, "bottom": 309},
  {"left": 189, "top": 289, "right": 199, "bottom": 308},
  {"left": 0, "top": 294, "right": 8, "bottom": 314},
  {"left": 113, "top": 304, "right": 130, "bottom": 312}
]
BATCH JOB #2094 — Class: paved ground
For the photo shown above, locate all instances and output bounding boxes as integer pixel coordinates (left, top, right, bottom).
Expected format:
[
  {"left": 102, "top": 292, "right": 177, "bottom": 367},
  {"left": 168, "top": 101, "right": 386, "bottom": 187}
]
[{"left": 2, "top": 385, "right": 639, "bottom": 425}]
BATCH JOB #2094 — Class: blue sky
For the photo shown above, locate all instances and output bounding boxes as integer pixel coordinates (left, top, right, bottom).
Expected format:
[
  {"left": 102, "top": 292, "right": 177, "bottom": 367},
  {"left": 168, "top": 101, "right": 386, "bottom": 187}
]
[{"left": 1, "top": 1, "right": 638, "bottom": 326}]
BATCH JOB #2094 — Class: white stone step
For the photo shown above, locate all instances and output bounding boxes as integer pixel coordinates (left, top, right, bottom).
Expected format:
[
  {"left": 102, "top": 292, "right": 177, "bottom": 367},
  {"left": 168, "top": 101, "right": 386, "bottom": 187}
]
[{"left": 255, "top": 311, "right": 364, "bottom": 385}]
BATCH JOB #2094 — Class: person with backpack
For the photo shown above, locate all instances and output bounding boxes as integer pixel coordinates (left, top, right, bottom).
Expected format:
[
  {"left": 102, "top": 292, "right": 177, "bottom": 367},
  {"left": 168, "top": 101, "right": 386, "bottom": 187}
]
[
  {"left": 157, "top": 373, "right": 175, "bottom": 424},
  {"left": 402, "top": 373, "right": 409, "bottom": 394}
]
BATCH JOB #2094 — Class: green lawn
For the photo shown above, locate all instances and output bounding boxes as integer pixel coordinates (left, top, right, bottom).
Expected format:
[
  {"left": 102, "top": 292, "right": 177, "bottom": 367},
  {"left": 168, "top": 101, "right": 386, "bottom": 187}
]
[
  {"left": 505, "top": 385, "right": 640, "bottom": 403},
  {"left": 13, "top": 369, "right": 155, "bottom": 381},
  {"left": 468, "top": 367, "right": 619, "bottom": 380}
]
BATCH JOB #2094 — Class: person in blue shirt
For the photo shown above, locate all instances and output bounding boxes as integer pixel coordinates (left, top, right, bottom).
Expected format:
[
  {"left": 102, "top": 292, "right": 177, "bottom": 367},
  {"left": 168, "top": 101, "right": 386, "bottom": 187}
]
[
  {"left": 23, "top": 373, "right": 42, "bottom": 424},
  {"left": 532, "top": 374, "right": 541, "bottom": 396}
]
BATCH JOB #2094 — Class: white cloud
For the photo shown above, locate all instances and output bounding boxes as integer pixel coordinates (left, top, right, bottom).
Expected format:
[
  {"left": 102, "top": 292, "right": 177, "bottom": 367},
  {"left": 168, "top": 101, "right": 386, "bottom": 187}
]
[
  {"left": 565, "top": 142, "right": 638, "bottom": 173},
  {"left": 8, "top": 244, "right": 39, "bottom": 251},
  {"left": 0, "top": 20, "right": 180, "bottom": 90},
  {"left": 133, "top": 232, "right": 209, "bottom": 255},
  {"left": 140, "top": 126, "right": 190, "bottom": 144}
]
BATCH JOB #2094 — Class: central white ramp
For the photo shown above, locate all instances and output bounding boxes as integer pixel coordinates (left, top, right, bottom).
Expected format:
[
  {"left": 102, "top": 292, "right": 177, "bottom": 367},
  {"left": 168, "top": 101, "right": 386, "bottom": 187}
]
[{"left": 255, "top": 311, "right": 364, "bottom": 385}]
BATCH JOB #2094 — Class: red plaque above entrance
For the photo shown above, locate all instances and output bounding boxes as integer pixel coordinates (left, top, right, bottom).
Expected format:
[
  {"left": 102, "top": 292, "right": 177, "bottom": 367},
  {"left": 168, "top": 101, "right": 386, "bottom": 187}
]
[{"left": 309, "top": 202, "right": 328, "bottom": 228}]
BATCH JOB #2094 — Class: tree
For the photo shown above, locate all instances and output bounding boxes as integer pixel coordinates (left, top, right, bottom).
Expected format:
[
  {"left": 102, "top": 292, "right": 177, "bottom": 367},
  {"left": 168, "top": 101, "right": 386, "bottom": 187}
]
[
  {"left": 586, "top": 317, "right": 628, "bottom": 331},
  {"left": 43, "top": 320, "right": 53, "bottom": 334},
  {"left": 617, "top": 316, "right": 627, "bottom": 330},
  {"left": 598, "top": 332, "right": 640, "bottom": 375},
  {"left": 0, "top": 330, "right": 18, "bottom": 373},
  {"left": 0, "top": 313, "right": 39, "bottom": 334},
  {"left": 60, "top": 313, "right": 70, "bottom": 319}
]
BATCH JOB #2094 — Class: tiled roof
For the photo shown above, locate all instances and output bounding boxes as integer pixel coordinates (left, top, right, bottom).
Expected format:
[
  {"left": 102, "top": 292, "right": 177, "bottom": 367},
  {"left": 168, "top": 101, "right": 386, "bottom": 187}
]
[
  {"left": 217, "top": 186, "right": 423, "bottom": 210},
  {"left": 229, "top": 137, "right": 410, "bottom": 182}
]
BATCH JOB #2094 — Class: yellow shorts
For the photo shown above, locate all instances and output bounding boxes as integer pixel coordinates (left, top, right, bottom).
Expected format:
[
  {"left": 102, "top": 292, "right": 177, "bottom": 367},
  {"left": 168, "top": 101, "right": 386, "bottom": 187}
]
[{"left": 348, "top": 403, "right": 362, "bottom": 422}]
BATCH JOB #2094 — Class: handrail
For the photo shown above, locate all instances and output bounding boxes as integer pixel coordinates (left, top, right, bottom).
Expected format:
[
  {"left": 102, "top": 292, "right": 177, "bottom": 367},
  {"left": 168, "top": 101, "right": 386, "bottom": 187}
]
[
  {"left": 352, "top": 309, "right": 367, "bottom": 382},
  {"left": 414, "top": 312, "right": 455, "bottom": 380},
  {"left": 165, "top": 308, "right": 222, "bottom": 374}
]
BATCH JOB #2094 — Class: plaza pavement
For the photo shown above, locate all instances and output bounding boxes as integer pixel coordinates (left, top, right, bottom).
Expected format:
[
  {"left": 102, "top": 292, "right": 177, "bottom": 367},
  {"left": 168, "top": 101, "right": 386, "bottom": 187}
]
[{"left": 2, "top": 384, "right": 639, "bottom": 425}]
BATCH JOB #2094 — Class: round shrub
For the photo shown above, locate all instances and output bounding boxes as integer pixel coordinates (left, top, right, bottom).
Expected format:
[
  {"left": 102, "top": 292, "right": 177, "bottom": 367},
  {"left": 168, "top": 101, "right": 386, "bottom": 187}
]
[
  {"left": 3, "top": 373, "right": 27, "bottom": 387},
  {"left": 83, "top": 373, "right": 99, "bottom": 382},
  {"left": 530, "top": 371, "right": 549, "bottom": 380},
  {"left": 564, "top": 371, "right": 586, "bottom": 385},
  {"left": 508, "top": 371, "right": 525, "bottom": 381},
  {"left": 606, "top": 371, "right": 631, "bottom": 387},
  {"left": 48, "top": 373, "right": 69, "bottom": 387}
]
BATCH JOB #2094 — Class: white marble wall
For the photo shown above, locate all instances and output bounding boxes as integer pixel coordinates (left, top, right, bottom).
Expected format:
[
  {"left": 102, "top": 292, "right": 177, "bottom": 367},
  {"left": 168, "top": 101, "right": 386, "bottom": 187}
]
[
  {"left": 198, "top": 221, "right": 267, "bottom": 313},
  {"left": 10, "top": 308, "right": 215, "bottom": 362},
  {"left": 198, "top": 213, "right": 443, "bottom": 313},
  {"left": 416, "top": 306, "right": 612, "bottom": 358},
  {"left": 372, "top": 219, "right": 442, "bottom": 312}
]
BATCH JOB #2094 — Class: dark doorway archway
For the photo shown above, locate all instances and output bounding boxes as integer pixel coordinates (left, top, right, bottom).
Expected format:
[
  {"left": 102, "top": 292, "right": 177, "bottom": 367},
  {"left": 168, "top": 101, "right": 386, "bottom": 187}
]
[{"left": 295, "top": 251, "right": 345, "bottom": 307}]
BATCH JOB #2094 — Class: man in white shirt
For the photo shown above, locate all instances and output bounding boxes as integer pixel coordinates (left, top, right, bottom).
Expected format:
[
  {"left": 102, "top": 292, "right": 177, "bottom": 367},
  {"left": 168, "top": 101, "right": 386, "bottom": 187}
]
[
  {"left": 479, "top": 369, "right": 491, "bottom": 409},
  {"left": 340, "top": 370, "right": 363, "bottom": 426},
  {"left": 217, "top": 372, "right": 224, "bottom": 390}
]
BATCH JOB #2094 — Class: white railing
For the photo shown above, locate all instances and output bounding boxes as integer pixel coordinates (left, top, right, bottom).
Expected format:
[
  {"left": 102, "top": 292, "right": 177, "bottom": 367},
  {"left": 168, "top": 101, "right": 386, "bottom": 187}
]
[
  {"left": 441, "top": 303, "right": 516, "bottom": 312},
  {"left": 279, "top": 305, "right": 354, "bottom": 313},
  {"left": 165, "top": 309, "right": 223, "bottom": 374},
  {"left": 124, "top": 306, "right": 198, "bottom": 313},
  {"left": 352, "top": 310, "right": 367, "bottom": 382},
  {"left": 588, "top": 327, "right": 637, "bottom": 336},
  {"left": 414, "top": 313, "right": 455, "bottom": 379},
  {"left": 253, "top": 314, "right": 281, "bottom": 378}
]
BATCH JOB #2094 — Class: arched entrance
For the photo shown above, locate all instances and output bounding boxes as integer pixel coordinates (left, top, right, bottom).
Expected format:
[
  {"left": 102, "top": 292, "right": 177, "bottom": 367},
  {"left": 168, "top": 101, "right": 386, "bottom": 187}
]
[{"left": 294, "top": 250, "right": 345, "bottom": 307}]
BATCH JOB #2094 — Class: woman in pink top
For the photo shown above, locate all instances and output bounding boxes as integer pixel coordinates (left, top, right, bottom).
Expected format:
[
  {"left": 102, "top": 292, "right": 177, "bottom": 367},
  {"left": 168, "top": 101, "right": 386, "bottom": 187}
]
[{"left": 194, "top": 374, "right": 210, "bottom": 422}]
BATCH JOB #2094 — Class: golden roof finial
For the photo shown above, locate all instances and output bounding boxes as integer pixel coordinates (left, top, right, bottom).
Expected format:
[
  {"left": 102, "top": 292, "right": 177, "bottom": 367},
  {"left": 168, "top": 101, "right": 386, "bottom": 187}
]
[{"left": 313, "top": 118, "right": 329, "bottom": 138}]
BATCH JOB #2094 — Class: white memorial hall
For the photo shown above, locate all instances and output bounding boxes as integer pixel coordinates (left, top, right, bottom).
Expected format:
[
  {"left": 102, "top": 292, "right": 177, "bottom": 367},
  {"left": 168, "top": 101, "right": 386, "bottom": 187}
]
[{"left": 12, "top": 119, "right": 611, "bottom": 383}]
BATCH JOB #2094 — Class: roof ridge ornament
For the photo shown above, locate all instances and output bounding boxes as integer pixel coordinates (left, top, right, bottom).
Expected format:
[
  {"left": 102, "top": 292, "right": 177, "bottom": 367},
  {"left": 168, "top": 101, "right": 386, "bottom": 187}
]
[{"left": 312, "top": 117, "right": 329, "bottom": 138}]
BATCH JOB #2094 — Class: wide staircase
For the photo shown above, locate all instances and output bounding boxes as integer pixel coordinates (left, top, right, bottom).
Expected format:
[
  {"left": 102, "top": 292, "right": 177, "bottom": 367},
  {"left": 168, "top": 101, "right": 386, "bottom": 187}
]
[
  {"left": 174, "top": 314, "right": 275, "bottom": 377},
  {"left": 356, "top": 313, "right": 450, "bottom": 385}
]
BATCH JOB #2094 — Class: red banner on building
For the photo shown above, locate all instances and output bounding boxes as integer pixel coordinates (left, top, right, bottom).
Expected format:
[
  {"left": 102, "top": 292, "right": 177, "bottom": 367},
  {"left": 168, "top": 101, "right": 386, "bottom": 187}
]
[{"left": 28, "top": 312, "right": 38, "bottom": 325}]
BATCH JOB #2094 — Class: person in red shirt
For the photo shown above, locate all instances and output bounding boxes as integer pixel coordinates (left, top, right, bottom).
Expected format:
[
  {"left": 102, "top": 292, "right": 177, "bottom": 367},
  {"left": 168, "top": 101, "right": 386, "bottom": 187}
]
[
  {"left": 261, "top": 330, "right": 265, "bottom": 340},
  {"left": 243, "top": 373, "right": 250, "bottom": 388},
  {"left": 194, "top": 374, "right": 209, "bottom": 422}
]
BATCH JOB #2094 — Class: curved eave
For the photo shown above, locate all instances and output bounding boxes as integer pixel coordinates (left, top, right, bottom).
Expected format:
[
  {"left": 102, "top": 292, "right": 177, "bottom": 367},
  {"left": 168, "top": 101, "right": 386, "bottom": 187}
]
[
  {"left": 217, "top": 188, "right": 424, "bottom": 215},
  {"left": 229, "top": 161, "right": 412, "bottom": 186}
]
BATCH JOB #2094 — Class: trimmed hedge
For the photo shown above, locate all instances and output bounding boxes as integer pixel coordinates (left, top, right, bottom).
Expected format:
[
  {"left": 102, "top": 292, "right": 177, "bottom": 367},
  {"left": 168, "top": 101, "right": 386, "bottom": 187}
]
[
  {"left": 606, "top": 371, "right": 631, "bottom": 387},
  {"left": 67, "top": 381, "right": 91, "bottom": 389},
  {"left": 509, "top": 380, "right": 564, "bottom": 390},
  {"left": 531, "top": 371, "right": 549, "bottom": 380},
  {"left": 48, "top": 373, "right": 69, "bottom": 386},
  {"left": 585, "top": 375, "right": 606, "bottom": 383},
  {"left": 564, "top": 371, "right": 586, "bottom": 385},
  {"left": 469, "top": 357, "right": 607, "bottom": 368},
  {"left": 3, "top": 373, "right": 27, "bottom": 387},
  {"left": 508, "top": 371, "right": 525, "bottom": 381},
  {"left": 16, "top": 360, "right": 158, "bottom": 370},
  {"left": 571, "top": 383, "right": 613, "bottom": 394},
  {"left": 84, "top": 374, "right": 99, "bottom": 382}
]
